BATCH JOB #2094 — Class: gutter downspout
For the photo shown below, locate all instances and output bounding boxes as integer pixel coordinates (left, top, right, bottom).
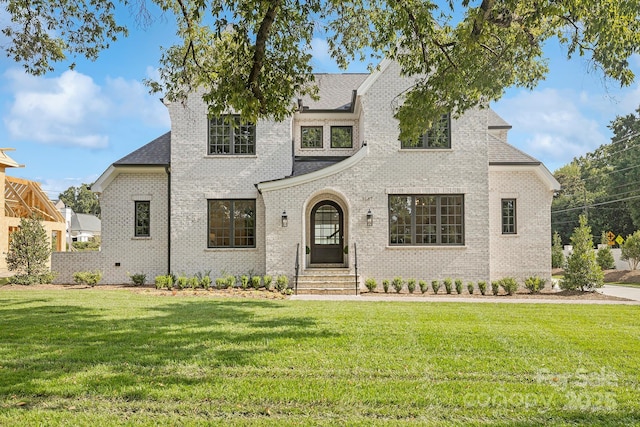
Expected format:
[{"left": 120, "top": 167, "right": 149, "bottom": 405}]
[{"left": 165, "top": 165, "right": 171, "bottom": 275}]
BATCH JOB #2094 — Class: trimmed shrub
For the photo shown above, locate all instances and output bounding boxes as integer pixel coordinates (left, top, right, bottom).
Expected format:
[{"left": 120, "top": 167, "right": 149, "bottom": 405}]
[
  {"left": 365, "top": 278, "right": 377, "bottom": 292},
  {"left": 275, "top": 275, "right": 289, "bottom": 293},
  {"left": 129, "top": 273, "right": 146, "bottom": 286},
  {"left": 263, "top": 275, "right": 273, "bottom": 290},
  {"left": 419, "top": 280, "right": 428, "bottom": 294},
  {"left": 215, "top": 277, "right": 226, "bottom": 289},
  {"left": 188, "top": 276, "right": 199, "bottom": 289},
  {"left": 154, "top": 275, "right": 166, "bottom": 289},
  {"left": 478, "top": 281, "right": 487, "bottom": 295},
  {"left": 226, "top": 275, "right": 236, "bottom": 289},
  {"left": 240, "top": 275, "right": 250, "bottom": 290},
  {"left": 431, "top": 280, "right": 441, "bottom": 295},
  {"left": 392, "top": 276, "right": 403, "bottom": 293},
  {"left": 407, "top": 278, "right": 416, "bottom": 294},
  {"left": 491, "top": 281, "right": 500, "bottom": 296},
  {"left": 467, "top": 282, "right": 474, "bottom": 295},
  {"left": 251, "top": 276, "right": 262, "bottom": 289},
  {"left": 176, "top": 275, "right": 188, "bottom": 289},
  {"left": 201, "top": 275, "right": 212, "bottom": 290},
  {"left": 444, "top": 278, "right": 453, "bottom": 294},
  {"left": 455, "top": 279, "right": 463, "bottom": 294},
  {"left": 382, "top": 279, "right": 390, "bottom": 293},
  {"left": 597, "top": 246, "right": 615, "bottom": 270},
  {"left": 499, "top": 277, "right": 519, "bottom": 295},
  {"left": 524, "top": 276, "right": 546, "bottom": 294},
  {"left": 73, "top": 270, "right": 102, "bottom": 287}
]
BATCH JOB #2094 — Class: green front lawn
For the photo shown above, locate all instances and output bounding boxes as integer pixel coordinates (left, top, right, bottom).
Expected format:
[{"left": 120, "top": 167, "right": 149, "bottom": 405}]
[{"left": 0, "top": 290, "right": 639, "bottom": 425}]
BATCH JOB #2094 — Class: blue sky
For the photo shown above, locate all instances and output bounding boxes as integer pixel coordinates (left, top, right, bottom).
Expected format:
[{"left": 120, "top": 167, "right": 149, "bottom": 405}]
[{"left": 1, "top": 8, "right": 639, "bottom": 198}]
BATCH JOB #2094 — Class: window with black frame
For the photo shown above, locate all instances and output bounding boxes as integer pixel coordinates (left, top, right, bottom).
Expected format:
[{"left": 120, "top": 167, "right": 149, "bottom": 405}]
[
  {"left": 501, "top": 199, "right": 517, "bottom": 234},
  {"left": 400, "top": 113, "right": 451, "bottom": 149},
  {"left": 389, "top": 194, "right": 463, "bottom": 245},
  {"left": 208, "top": 115, "right": 256, "bottom": 155},
  {"left": 330, "top": 126, "right": 353, "bottom": 148},
  {"left": 301, "top": 126, "right": 323, "bottom": 148},
  {"left": 207, "top": 199, "right": 256, "bottom": 248},
  {"left": 135, "top": 201, "right": 150, "bottom": 237}
]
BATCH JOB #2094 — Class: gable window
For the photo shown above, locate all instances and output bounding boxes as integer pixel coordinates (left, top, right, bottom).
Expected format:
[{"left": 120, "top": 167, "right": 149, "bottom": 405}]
[
  {"left": 501, "top": 199, "right": 517, "bottom": 234},
  {"left": 208, "top": 115, "right": 256, "bottom": 155},
  {"left": 208, "top": 199, "right": 256, "bottom": 248},
  {"left": 401, "top": 114, "right": 451, "bottom": 149},
  {"left": 135, "top": 201, "right": 150, "bottom": 237},
  {"left": 331, "top": 126, "right": 353, "bottom": 148},
  {"left": 389, "top": 194, "right": 464, "bottom": 245},
  {"left": 301, "top": 126, "right": 323, "bottom": 148}
]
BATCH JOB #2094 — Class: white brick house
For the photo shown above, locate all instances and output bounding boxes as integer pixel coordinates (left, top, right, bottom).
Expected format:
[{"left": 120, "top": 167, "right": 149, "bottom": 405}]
[{"left": 56, "top": 59, "right": 559, "bottom": 287}]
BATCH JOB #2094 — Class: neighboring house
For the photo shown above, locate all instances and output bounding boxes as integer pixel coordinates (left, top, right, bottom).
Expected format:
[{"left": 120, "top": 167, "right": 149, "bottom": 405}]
[
  {"left": 53, "top": 59, "right": 560, "bottom": 287},
  {"left": 1, "top": 148, "right": 66, "bottom": 275},
  {"left": 58, "top": 206, "right": 102, "bottom": 244}
]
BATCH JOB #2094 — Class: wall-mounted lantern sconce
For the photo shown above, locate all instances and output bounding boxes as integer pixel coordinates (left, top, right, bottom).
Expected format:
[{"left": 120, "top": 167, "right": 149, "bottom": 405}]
[
  {"left": 281, "top": 211, "right": 288, "bottom": 227},
  {"left": 366, "top": 209, "right": 373, "bottom": 227}
]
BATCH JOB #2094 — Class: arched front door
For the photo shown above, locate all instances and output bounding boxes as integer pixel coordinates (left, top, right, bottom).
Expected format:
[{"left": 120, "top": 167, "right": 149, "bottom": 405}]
[{"left": 310, "top": 201, "right": 344, "bottom": 264}]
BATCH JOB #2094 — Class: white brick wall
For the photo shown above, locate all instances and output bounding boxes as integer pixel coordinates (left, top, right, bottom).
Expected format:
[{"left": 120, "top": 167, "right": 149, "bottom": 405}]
[
  {"left": 166, "top": 92, "right": 292, "bottom": 278},
  {"left": 489, "top": 168, "right": 554, "bottom": 282},
  {"left": 64, "top": 61, "right": 554, "bottom": 286},
  {"left": 53, "top": 170, "right": 168, "bottom": 285},
  {"left": 261, "top": 61, "right": 492, "bottom": 283}
]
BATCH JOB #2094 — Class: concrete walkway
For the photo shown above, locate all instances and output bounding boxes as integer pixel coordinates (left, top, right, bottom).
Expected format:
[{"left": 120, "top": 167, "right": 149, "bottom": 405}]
[
  {"left": 598, "top": 284, "right": 640, "bottom": 302},
  {"left": 290, "top": 293, "right": 640, "bottom": 305}
]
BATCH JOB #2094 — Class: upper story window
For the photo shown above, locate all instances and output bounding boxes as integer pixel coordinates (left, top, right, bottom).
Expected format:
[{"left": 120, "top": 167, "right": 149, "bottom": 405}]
[
  {"left": 331, "top": 126, "right": 353, "bottom": 148},
  {"left": 301, "top": 126, "right": 323, "bottom": 148},
  {"left": 135, "top": 201, "right": 150, "bottom": 237},
  {"left": 208, "top": 115, "right": 256, "bottom": 155},
  {"left": 501, "top": 199, "right": 517, "bottom": 234},
  {"left": 401, "top": 113, "right": 451, "bottom": 149}
]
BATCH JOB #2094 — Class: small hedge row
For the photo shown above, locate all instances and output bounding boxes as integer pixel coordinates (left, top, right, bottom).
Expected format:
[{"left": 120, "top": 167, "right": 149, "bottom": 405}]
[
  {"left": 364, "top": 276, "right": 548, "bottom": 296},
  {"left": 153, "top": 273, "right": 291, "bottom": 294}
]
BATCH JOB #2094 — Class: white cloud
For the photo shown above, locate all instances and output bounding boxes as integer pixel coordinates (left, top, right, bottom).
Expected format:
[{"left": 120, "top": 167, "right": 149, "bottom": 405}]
[
  {"left": 493, "top": 88, "right": 608, "bottom": 171},
  {"left": 4, "top": 69, "right": 109, "bottom": 147},
  {"left": 2, "top": 68, "right": 169, "bottom": 148},
  {"left": 106, "top": 75, "right": 170, "bottom": 128},
  {"left": 310, "top": 38, "right": 333, "bottom": 71}
]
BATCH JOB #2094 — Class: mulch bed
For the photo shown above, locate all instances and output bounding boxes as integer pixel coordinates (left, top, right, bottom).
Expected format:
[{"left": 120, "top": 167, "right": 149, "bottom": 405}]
[{"left": 0, "top": 282, "right": 631, "bottom": 301}]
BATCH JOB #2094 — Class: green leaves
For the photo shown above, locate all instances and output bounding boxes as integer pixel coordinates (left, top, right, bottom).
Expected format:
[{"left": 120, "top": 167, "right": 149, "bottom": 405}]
[
  {"left": 3, "top": 0, "right": 640, "bottom": 135},
  {"left": 2, "top": 0, "right": 127, "bottom": 75}
]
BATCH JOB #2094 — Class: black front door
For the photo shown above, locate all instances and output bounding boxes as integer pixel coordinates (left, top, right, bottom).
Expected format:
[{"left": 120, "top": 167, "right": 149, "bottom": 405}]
[{"left": 310, "top": 201, "right": 344, "bottom": 264}]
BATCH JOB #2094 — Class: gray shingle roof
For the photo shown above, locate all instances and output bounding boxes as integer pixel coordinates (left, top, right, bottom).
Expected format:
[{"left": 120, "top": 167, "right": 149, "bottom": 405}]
[
  {"left": 114, "top": 132, "right": 171, "bottom": 166},
  {"left": 71, "top": 213, "right": 101, "bottom": 234},
  {"left": 488, "top": 109, "right": 512, "bottom": 129},
  {"left": 299, "top": 74, "right": 369, "bottom": 111},
  {"left": 488, "top": 135, "right": 540, "bottom": 165},
  {"left": 291, "top": 156, "right": 349, "bottom": 176}
]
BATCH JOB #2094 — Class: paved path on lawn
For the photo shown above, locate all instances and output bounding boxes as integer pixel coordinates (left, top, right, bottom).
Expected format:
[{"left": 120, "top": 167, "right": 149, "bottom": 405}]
[
  {"left": 598, "top": 284, "right": 640, "bottom": 302},
  {"left": 290, "top": 294, "right": 640, "bottom": 305}
]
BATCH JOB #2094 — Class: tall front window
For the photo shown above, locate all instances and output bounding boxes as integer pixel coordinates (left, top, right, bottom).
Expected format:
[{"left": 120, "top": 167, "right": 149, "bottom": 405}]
[
  {"left": 135, "top": 201, "right": 150, "bottom": 237},
  {"left": 208, "top": 199, "right": 256, "bottom": 248},
  {"left": 401, "top": 113, "right": 451, "bottom": 149},
  {"left": 208, "top": 115, "right": 256, "bottom": 155},
  {"left": 330, "top": 126, "right": 353, "bottom": 148},
  {"left": 501, "top": 199, "right": 517, "bottom": 234},
  {"left": 389, "top": 194, "right": 464, "bottom": 245}
]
